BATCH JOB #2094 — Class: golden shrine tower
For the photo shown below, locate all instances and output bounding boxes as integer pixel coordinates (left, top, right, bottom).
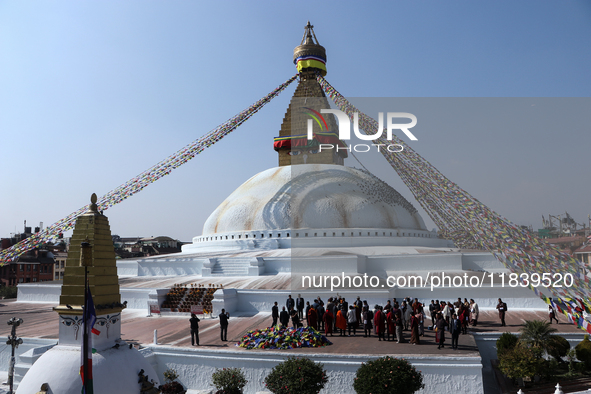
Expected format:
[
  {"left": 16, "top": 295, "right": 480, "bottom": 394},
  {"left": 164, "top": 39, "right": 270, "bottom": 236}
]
[{"left": 54, "top": 193, "right": 123, "bottom": 317}]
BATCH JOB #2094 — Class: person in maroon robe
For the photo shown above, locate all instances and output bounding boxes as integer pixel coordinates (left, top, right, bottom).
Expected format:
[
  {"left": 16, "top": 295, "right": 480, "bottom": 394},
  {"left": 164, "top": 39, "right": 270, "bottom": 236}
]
[
  {"left": 323, "top": 309, "right": 334, "bottom": 336},
  {"left": 386, "top": 309, "right": 395, "bottom": 341},
  {"left": 307, "top": 306, "right": 318, "bottom": 330},
  {"left": 336, "top": 309, "right": 347, "bottom": 336},
  {"left": 373, "top": 306, "right": 386, "bottom": 341},
  {"left": 410, "top": 313, "right": 420, "bottom": 345},
  {"left": 459, "top": 306, "right": 468, "bottom": 334}
]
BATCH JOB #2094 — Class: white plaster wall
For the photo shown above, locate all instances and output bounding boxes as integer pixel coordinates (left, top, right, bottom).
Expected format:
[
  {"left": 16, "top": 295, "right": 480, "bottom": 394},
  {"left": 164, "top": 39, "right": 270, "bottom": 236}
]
[
  {"left": 147, "top": 346, "right": 483, "bottom": 394},
  {"left": 461, "top": 253, "right": 506, "bottom": 272},
  {"left": 260, "top": 258, "right": 291, "bottom": 274},
  {"left": 367, "top": 253, "right": 464, "bottom": 273},
  {"left": 17, "top": 283, "right": 61, "bottom": 303},
  {"left": 138, "top": 258, "right": 204, "bottom": 276},
  {"left": 121, "top": 288, "right": 156, "bottom": 310},
  {"left": 213, "top": 285, "right": 549, "bottom": 316},
  {"left": 16, "top": 284, "right": 155, "bottom": 310},
  {"left": 0, "top": 338, "right": 57, "bottom": 372},
  {"left": 117, "top": 260, "right": 139, "bottom": 276},
  {"left": 16, "top": 281, "right": 549, "bottom": 314},
  {"left": 291, "top": 256, "right": 362, "bottom": 274},
  {"left": 216, "top": 289, "right": 394, "bottom": 315}
]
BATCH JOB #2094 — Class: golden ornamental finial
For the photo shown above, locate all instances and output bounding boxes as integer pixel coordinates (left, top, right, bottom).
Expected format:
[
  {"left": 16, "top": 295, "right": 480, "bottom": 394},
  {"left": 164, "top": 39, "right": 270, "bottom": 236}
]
[
  {"left": 294, "top": 22, "right": 326, "bottom": 76},
  {"left": 90, "top": 193, "right": 98, "bottom": 212}
]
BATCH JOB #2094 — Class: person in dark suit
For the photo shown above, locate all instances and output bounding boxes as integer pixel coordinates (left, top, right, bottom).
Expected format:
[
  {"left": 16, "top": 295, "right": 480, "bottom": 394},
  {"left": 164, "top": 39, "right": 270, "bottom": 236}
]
[
  {"left": 290, "top": 307, "right": 301, "bottom": 328},
  {"left": 496, "top": 298, "right": 507, "bottom": 327},
  {"left": 296, "top": 294, "right": 305, "bottom": 319},
  {"left": 219, "top": 309, "right": 230, "bottom": 341},
  {"left": 450, "top": 313, "right": 461, "bottom": 349},
  {"left": 286, "top": 295, "right": 295, "bottom": 312},
  {"left": 271, "top": 301, "right": 279, "bottom": 327},
  {"left": 279, "top": 306, "right": 290, "bottom": 327},
  {"left": 435, "top": 313, "right": 447, "bottom": 349},
  {"left": 189, "top": 313, "right": 200, "bottom": 346}
]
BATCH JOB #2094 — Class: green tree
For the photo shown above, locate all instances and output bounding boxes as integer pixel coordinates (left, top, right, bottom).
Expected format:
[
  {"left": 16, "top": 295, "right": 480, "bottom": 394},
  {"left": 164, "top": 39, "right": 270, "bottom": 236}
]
[
  {"left": 264, "top": 357, "right": 328, "bottom": 394},
  {"left": 498, "top": 345, "right": 545, "bottom": 381},
  {"left": 575, "top": 334, "right": 591, "bottom": 369},
  {"left": 546, "top": 335, "right": 570, "bottom": 362},
  {"left": 496, "top": 332, "right": 519, "bottom": 357},
  {"left": 353, "top": 357, "right": 424, "bottom": 394},
  {"left": 519, "top": 320, "right": 557, "bottom": 351}
]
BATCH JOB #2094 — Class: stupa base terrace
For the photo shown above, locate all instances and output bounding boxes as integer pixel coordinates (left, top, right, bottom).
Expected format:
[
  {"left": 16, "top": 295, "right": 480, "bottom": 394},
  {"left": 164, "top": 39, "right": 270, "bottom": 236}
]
[
  {"left": 17, "top": 244, "right": 549, "bottom": 313},
  {"left": 0, "top": 299, "right": 586, "bottom": 394}
]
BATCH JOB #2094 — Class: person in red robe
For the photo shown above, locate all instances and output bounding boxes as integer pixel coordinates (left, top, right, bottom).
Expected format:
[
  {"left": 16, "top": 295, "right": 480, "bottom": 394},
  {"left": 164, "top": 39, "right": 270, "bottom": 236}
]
[
  {"left": 459, "top": 307, "right": 468, "bottom": 334},
  {"left": 373, "top": 307, "right": 386, "bottom": 341},
  {"left": 307, "top": 306, "right": 318, "bottom": 330},
  {"left": 336, "top": 309, "right": 347, "bottom": 336},
  {"left": 386, "top": 309, "right": 395, "bottom": 341},
  {"left": 323, "top": 309, "right": 334, "bottom": 336}
]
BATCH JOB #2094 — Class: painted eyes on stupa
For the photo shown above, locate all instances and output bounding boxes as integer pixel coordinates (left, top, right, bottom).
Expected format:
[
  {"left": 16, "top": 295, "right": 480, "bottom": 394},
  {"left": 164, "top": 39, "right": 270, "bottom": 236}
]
[{"left": 288, "top": 149, "right": 320, "bottom": 156}]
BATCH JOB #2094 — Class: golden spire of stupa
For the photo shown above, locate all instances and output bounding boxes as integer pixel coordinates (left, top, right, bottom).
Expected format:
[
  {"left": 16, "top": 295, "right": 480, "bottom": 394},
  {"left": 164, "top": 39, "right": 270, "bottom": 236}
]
[
  {"left": 274, "top": 22, "right": 348, "bottom": 167},
  {"left": 54, "top": 193, "right": 123, "bottom": 316}
]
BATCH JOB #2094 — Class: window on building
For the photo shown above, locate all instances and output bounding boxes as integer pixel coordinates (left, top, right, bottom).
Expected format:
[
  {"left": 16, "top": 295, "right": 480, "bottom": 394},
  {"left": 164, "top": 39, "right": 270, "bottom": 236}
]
[
  {"left": 33, "top": 265, "right": 37, "bottom": 271},
  {"left": 33, "top": 278, "right": 37, "bottom": 282},
  {"left": 19, "top": 264, "right": 24, "bottom": 271},
  {"left": 55, "top": 273, "right": 59, "bottom": 279}
]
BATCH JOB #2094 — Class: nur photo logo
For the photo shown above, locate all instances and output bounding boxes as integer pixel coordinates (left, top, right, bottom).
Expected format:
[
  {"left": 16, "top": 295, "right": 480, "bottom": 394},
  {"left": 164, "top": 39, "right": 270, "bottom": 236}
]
[{"left": 304, "top": 108, "right": 418, "bottom": 153}]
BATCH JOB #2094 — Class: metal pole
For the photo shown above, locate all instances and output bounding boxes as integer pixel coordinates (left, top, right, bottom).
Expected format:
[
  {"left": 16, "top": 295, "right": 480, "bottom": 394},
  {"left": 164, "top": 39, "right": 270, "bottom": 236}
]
[
  {"left": 8, "top": 323, "right": 15, "bottom": 394},
  {"left": 83, "top": 266, "right": 89, "bottom": 394},
  {"left": 6, "top": 317, "right": 23, "bottom": 394}
]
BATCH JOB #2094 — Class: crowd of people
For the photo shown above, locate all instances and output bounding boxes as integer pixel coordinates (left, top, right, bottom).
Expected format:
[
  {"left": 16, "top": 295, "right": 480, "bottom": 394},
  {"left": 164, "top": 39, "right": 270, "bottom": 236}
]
[
  {"left": 189, "top": 294, "right": 521, "bottom": 349},
  {"left": 271, "top": 295, "right": 485, "bottom": 349}
]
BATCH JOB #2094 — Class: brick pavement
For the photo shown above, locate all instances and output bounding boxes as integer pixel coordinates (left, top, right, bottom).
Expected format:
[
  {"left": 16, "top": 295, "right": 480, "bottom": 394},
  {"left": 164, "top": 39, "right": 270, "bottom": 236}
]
[{"left": 0, "top": 300, "right": 581, "bottom": 357}]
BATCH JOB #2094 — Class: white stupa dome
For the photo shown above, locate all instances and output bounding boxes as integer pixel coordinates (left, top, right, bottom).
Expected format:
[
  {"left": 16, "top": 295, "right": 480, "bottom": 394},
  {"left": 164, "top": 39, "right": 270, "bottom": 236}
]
[
  {"left": 16, "top": 343, "right": 159, "bottom": 394},
  {"left": 202, "top": 164, "right": 427, "bottom": 235}
]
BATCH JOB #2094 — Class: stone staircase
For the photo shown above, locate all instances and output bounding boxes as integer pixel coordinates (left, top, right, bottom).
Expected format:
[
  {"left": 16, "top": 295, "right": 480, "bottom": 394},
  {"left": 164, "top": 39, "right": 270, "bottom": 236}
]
[{"left": 209, "top": 258, "right": 251, "bottom": 277}]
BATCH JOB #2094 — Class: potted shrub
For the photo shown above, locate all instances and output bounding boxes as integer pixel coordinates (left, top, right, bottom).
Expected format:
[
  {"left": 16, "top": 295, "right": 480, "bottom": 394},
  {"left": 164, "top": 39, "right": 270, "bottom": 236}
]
[
  {"left": 353, "top": 356, "right": 424, "bottom": 394},
  {"left": 264, "top": 356, "right": 328, "bottom": 394},
  {"left": 159, "top": 368, "right": 186, "bottom": 394},
  {"left": 211, "top": 367, "right": 248, "bottom": 394}
]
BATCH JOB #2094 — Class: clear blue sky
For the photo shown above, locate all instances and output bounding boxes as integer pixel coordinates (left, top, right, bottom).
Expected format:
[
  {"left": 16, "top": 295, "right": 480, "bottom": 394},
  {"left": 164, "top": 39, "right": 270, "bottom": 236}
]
[{"left": 1, "top": 1, "right": 590, "bottom": 242}]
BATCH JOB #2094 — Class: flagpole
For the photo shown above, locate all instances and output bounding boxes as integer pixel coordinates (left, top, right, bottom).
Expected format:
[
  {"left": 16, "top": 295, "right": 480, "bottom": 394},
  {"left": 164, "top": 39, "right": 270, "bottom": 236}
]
[
  {"left": 80, "top": 240, "right": 91, "bottom": 394},
  {"left": 83, "top": 267, "right": 89, "bottom": 394}
]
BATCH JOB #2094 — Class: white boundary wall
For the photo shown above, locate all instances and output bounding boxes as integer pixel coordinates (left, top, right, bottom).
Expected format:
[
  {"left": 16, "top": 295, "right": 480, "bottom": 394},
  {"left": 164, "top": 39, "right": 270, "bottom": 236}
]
[{"left": 144, "top": 346, "right": 484, "bottom": 394}]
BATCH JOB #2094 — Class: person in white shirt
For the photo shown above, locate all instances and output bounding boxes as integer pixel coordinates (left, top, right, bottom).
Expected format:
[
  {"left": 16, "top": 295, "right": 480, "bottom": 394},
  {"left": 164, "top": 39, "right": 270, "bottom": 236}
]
[
  {"left": 470, "top": 299, "right": 479, "bottom": 326},
  {"left": 347, "top": 305, "right": 357, "bottom": 336}
]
